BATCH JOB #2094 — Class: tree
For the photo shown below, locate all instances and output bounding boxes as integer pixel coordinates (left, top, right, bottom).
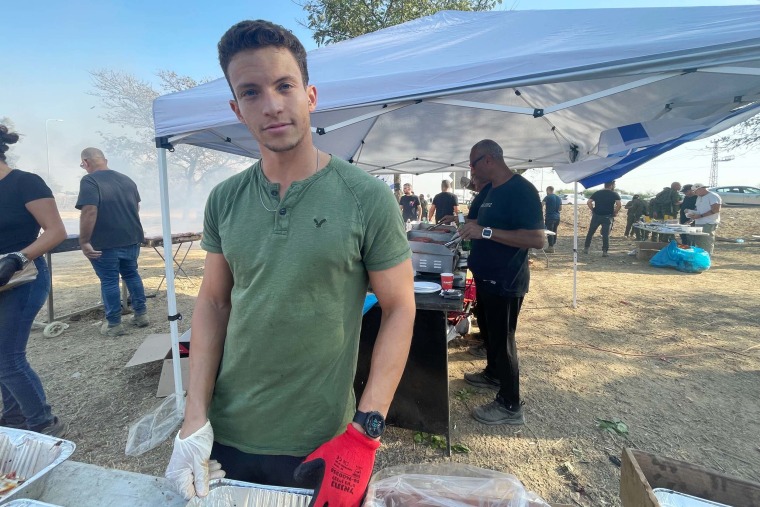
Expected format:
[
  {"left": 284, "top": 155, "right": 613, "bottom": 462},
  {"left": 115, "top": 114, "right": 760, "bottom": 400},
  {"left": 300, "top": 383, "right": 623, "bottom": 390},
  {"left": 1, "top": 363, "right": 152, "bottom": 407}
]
[
  {"left": 719, "top": 113, "right": 760, "bottom": 152},
  {"left": 89, "top": 69, "right": 248, "bottom": 204},
  {"left": 299, "top": 0, "right": 502, "bottom": 197},
  {"left": 299, "top": 0, "right": 502, "bottom": 46},
  {"left": 0, "top": 117, "right": 20, "bottom": 168}
]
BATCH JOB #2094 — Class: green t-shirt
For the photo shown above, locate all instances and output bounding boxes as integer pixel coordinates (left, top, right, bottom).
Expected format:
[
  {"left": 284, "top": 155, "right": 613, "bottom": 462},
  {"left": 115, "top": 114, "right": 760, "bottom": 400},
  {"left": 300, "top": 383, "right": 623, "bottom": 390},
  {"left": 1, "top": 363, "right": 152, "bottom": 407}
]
[{"left": 201, "top": 156, "right": 410, "bottom": 455}]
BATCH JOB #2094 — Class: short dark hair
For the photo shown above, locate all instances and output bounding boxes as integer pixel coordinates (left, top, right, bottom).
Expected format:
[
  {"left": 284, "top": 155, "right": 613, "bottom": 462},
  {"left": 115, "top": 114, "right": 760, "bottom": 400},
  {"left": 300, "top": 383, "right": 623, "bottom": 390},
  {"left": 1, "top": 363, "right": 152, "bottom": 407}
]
[
  {"left": 604, "top": 180, "right": 616, "bottom": 188},
  {"left": 218, "top": 20, "right": 309, "bottom": 98},
  {"left": 0, "top": 124, "right": 20, "bottom": 163}
]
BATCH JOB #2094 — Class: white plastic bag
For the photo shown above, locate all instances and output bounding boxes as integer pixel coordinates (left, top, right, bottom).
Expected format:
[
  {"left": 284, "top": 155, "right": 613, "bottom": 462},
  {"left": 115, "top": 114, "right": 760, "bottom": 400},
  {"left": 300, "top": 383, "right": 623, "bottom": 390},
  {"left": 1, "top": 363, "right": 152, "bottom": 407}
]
[{"left": 125, "top": 393, "right": 185, "bottom": 456}]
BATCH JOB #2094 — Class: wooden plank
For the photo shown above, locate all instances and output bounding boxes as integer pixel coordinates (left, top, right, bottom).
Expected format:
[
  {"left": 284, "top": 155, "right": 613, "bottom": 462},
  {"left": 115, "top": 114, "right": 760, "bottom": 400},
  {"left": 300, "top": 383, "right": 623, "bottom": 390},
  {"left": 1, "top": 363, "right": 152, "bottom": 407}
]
[
  {"left": 623, "top": 448, "right": 760, "bottom": 507},
  {"left": 621, "top": 448, "right": 660, "bottom": 507}
]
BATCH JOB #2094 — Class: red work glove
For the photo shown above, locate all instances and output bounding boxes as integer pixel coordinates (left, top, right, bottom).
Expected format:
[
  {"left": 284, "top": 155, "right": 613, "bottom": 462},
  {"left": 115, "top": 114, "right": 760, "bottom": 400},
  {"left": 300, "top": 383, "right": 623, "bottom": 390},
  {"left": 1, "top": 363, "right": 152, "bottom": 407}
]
[{"left": 294, "top": 424, "right": 381, "bottom": 507}]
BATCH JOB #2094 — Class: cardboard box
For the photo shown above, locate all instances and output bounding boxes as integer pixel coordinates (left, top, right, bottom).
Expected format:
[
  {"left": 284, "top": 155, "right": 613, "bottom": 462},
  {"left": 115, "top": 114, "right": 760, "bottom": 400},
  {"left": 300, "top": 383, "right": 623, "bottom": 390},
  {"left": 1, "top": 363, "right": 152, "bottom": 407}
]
[
  {"left": 620, "top": 448, "right": 760, "bottom": 506},
  {"left": 126, "top": 331, "right": 190, "bottom": 397},
  {"left": 636, "top": 241, "right": 669, "bottom": 261}
]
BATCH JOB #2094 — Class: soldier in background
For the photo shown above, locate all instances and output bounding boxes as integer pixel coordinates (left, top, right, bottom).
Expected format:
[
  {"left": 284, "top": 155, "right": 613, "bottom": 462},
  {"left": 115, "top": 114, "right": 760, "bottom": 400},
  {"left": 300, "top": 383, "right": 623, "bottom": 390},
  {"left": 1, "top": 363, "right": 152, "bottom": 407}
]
[{"left": 624, "top": 195, "right": 647, "bottom": 240}]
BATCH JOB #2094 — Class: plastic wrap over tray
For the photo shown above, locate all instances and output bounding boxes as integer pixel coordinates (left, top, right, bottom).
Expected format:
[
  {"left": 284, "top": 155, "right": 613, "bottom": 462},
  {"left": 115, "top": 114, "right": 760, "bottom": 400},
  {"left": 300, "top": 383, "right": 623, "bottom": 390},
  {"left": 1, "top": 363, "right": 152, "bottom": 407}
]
[
  {"left": 653, "top": 488, "right": 731, "bottom": 507},
  {"left": 186, "top": 478, "right": 313, "bottom": 507},
  {"left": 364, "top": 463, "right": 551, "bottom": 507},
  {"left": 3, "top": 500, "right": 64, "bottom": 506},
  {"left": 0, "top": 428, "right": 75, "bottom": 503}
]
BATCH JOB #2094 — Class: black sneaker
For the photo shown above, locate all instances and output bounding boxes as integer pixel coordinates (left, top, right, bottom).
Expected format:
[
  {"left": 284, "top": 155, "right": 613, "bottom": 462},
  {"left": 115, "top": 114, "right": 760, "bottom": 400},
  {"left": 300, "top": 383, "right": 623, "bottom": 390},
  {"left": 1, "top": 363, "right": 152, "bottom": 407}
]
[
  {"left": 34, "top": 416, "right": 68, "bottom": 438},
  {"left": 472, "top": 400, "right": 525, "bottom": 425},
  {"left": 0, "top": 417, "right": 27, "bottom": 430},
  {"left": 464, "top": 371, "right": 500, "bottom": 391}
]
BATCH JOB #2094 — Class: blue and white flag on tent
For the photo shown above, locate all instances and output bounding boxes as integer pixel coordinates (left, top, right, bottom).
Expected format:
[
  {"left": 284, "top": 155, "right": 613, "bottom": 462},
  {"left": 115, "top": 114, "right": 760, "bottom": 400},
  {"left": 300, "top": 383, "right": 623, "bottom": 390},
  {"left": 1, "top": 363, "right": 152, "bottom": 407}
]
[{"left": 554, "top": 103, "right": 760, "bottom": 188}]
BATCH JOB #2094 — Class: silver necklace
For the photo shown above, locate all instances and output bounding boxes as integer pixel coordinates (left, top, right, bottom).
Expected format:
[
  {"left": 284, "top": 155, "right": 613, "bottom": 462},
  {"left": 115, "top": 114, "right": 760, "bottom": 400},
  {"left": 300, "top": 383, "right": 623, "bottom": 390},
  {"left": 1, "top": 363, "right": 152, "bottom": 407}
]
[{"left": 258, "top": 148, "right": 319, "bottom": 212}]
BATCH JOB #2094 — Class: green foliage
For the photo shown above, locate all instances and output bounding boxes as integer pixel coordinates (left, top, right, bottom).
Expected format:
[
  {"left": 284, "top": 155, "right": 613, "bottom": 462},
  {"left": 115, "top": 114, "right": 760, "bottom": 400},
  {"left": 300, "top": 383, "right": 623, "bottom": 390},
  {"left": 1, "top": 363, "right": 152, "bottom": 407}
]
[
  {"left": 299, "top": 0, "right": 503, "bottom": 46},
  {"left": 413, "top": 432, "right": 470, "bottom": 453},
  {"left": 453, "top": 387, "right": 474, "bottom": 402},
  {"left": 596, "top": 418, "right": 629, "bottom": 436}
]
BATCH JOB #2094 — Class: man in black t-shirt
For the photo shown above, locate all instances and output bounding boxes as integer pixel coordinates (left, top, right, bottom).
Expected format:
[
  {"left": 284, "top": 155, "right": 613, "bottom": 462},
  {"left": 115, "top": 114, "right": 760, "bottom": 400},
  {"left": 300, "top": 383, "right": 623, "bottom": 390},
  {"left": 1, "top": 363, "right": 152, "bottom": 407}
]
[
  {"left": 428, "top": 180, "right": 459, "bottom": 223},
  {"left": 398, "top": 183, "right": 421, "bottom": 222},
  {"left": 76, "top": 148, "right": 148, "bottom": 336},
  {"left": 457, "top": 140, "right": 544, "bottom": 426},
  {"left": 583, "top": 180, "right": 621, "bottom": 256}
]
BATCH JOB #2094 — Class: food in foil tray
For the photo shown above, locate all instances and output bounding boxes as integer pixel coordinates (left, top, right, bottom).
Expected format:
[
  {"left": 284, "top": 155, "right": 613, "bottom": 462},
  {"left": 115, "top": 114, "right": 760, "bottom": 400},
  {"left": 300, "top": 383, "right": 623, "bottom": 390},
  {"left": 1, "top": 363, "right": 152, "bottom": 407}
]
[{"left": 0, "top": 471, "right": 24, "bottom": 496}]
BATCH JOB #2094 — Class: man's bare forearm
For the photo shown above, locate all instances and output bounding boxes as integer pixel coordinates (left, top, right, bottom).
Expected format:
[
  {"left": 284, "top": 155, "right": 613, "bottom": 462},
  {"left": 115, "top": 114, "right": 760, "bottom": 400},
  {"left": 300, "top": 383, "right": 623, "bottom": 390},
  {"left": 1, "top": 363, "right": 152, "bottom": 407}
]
[
  {"left": 79, "top": 206, "right": 98, "bottom": 245},
  {"left": 182, "top": 297, "right": 230, "bottom": 434},
  {"left": 357, "top": 301, "right": 415, "bottom": 417},
  {"left": 489, "top": 228, "right": 545, "bottom": 249}
]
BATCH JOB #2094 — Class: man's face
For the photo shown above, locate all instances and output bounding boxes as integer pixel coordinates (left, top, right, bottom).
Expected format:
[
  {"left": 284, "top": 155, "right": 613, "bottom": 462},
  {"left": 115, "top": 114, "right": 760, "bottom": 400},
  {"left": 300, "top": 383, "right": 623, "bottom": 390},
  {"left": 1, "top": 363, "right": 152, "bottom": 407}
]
[
  {"left": 673, "top": 183, "right": 682, "bottom": 191},
  {"left": 80, "top": 158, "right": 92, "bottom": 174},
  {"left": 695, "top": 187, "right": 708, "bottom": 196},
  {"left": 469, "top": 149, "right": 490, "bottom": 184},
  {"left": 403, "top": 184, "right": 411, "bottom": 195},
  {"left": 227, "top": 47, "right": 316, "bottom": 154}
]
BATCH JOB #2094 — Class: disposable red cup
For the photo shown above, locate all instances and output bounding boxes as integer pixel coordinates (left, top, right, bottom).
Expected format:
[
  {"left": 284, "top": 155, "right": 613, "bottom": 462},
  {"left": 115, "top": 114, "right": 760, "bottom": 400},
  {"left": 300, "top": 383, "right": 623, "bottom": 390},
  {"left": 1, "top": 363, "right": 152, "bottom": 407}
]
[{"left": 440, "top": 272, "right": 454, "bottom": 290}]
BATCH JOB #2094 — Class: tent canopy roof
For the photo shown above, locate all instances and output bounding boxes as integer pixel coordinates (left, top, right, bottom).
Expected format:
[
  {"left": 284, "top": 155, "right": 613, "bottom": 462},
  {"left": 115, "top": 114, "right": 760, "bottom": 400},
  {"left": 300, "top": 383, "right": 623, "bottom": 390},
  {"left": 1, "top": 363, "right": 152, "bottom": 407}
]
[{"left": 153, "top": 6, "right": 760, "bottom": 186}]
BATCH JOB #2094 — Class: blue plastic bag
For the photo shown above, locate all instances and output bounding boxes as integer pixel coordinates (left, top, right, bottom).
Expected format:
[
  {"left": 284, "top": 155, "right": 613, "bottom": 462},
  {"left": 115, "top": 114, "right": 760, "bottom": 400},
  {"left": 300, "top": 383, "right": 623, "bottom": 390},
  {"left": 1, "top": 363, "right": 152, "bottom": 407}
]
[
  {"left": 363, "top": 293, "right": 379, "bottom": 314},
  {"left": 649, "top": 240, "right": 711, "bottom": 273}
]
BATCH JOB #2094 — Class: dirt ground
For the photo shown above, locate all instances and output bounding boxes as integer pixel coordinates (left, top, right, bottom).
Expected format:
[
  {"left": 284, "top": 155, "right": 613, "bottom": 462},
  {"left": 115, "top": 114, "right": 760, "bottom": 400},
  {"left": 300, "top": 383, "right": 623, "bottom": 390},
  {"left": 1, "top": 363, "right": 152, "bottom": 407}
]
[{"left": 15, "top": 207, "right": 760, "bottom": 506}]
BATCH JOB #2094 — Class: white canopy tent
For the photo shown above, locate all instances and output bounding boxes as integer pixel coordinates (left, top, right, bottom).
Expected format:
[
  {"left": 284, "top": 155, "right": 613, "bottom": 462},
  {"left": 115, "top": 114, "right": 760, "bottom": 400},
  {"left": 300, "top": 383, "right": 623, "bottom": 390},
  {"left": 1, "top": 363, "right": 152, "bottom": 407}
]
[{"left": 151, "top": 6, "right": 760, "bottom": 397}]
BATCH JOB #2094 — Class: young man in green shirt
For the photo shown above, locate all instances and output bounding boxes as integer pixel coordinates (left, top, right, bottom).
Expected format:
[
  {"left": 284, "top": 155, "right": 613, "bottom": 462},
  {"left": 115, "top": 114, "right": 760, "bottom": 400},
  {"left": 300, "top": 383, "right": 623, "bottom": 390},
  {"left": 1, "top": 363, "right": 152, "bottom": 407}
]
[{"left": 165, "top": 20, "right": 415, "bottom": 507}]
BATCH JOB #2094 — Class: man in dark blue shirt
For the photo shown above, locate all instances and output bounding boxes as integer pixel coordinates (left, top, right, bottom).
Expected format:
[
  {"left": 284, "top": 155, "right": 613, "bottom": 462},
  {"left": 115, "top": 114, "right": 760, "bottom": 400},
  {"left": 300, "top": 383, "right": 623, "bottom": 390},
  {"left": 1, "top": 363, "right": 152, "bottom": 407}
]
[
  {"left": 583, "top": 181, "right": 621, "bottom": 257},
  {"left": 457, "top": 140, "right": 544, "bottom": 426},
  {"left": 542, "top": 186, "right": 562, "bottom": 253},
  {"left": 76, "top": 147, "right": 149, "bottom": 336}
]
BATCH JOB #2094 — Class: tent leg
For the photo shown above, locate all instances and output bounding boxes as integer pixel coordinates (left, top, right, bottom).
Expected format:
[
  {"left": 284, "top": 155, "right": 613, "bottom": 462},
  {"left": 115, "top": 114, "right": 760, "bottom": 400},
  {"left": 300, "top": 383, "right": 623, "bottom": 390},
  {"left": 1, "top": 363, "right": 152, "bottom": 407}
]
[
  {"left": 573, "top": 182, "right": 578, "bottom": 309},
  {"left": 157, "top": 148, "right": 184, "bottom": 411}
]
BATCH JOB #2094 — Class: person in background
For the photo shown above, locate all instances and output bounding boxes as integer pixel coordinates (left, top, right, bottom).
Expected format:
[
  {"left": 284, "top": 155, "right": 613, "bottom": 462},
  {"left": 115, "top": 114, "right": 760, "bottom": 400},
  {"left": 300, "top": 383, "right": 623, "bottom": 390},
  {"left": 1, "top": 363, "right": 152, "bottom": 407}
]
[
  {"left": 429, "top": 179, "right": 459, "bottom": 223},
  {"left": 542, "top": 186, "right": 561, "bottom": 253},
  {"left": 463, "top": 175, "right": 492, "bottom": 360},
  {"left": 678, "top": 184, "right": 697, "bottom": 245},
  {"left": 0, "top": 124, "right": 67, "bottom": 436},
  {"left": 419, "top": 193, "right": 429, "bottom": 222},
  {"left": 76, "top": 148, "right": 149, "bottom": 337},
  {"left": 583, "top": 180, "right": 621, "bottom": 257},
  {"left": 398, "top": 183, "right": 421, "bottom": 222},
  {"left": 687, "top": 184, "right": 721, "bottom": 256},
  {"left": 164, "top": 20, "right": 415, "bottom": 507},
  {"left": 458, "top": 139, "right": 544, "bottom": 426},
  {"left": 624, "top": 194, "right": 647, "bottom": 240}
]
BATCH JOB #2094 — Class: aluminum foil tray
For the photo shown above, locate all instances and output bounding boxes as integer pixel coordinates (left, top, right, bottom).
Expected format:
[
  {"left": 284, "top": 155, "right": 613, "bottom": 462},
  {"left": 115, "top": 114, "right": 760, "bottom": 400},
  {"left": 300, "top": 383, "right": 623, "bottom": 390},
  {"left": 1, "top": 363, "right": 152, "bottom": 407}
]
[
  {"left": 4, "top": 500, "right": 63, "bottom": 506},
  {"left": 0, "top": 427, "right": 75, "bottom": 504},
  {"left": 652, "top": 488, "right": 731, "bottom": 507},
  {"left": 187, "top": 478, "right": 313, "bottom": 507}
]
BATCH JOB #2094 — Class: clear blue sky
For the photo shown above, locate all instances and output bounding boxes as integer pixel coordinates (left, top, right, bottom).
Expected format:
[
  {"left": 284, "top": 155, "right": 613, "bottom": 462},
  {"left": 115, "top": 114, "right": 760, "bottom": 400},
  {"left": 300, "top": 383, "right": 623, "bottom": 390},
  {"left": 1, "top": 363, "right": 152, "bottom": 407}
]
[{"left": 2, "top": 0, "right": 758, "bottom": 196}]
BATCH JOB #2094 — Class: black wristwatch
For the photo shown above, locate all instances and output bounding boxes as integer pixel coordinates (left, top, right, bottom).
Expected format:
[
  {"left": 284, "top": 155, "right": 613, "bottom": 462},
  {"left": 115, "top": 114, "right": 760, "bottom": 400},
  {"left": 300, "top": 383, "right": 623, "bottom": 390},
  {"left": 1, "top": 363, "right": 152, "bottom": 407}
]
[
  {"left": 9, "top": 252, "right": 30, "bottom": 269},
  {"left": 353, "top": 410, "right": 386, "bottom": 438}
]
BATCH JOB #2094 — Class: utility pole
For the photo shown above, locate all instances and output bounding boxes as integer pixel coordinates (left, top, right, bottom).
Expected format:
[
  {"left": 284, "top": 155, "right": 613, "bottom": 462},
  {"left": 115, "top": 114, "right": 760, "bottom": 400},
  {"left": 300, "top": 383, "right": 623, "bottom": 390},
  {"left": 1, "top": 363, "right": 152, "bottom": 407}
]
[{"left": 709, "top": 139, "right": 734, "bottom": 187}]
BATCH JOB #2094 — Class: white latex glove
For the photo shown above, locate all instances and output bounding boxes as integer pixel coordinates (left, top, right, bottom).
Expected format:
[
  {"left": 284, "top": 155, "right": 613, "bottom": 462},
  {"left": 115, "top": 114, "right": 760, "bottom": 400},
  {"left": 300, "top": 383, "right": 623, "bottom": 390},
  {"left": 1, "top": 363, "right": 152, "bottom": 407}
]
[{"left": 165, "top": 420, "right": 226, "bottom": 500}]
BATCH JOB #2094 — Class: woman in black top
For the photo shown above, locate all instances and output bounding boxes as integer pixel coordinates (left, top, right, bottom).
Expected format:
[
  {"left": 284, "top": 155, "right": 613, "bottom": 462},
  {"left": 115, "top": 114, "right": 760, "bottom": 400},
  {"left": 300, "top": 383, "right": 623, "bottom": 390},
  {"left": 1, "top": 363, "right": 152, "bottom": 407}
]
[{"left": 0, "top": 124, "right": 67, "bottom": 436}]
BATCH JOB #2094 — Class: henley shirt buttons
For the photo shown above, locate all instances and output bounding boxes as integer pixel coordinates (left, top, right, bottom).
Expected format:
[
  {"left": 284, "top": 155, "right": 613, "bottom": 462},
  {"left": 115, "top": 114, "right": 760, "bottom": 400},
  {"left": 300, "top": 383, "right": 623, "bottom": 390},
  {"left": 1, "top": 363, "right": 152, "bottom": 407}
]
[{"left": 279, "top": 208, "right": 287, "bottom": 215}]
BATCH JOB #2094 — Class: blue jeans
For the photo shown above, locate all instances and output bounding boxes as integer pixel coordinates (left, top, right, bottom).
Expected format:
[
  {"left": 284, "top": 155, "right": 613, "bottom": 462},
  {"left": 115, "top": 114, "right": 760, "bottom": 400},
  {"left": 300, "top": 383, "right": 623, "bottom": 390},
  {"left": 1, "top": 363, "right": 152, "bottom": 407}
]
[
  {"left": 0, "top": 257, "right": 54, "bottom": 429},
  {"left": 89, "top": 244, "right": 146, "bottom": 325}
]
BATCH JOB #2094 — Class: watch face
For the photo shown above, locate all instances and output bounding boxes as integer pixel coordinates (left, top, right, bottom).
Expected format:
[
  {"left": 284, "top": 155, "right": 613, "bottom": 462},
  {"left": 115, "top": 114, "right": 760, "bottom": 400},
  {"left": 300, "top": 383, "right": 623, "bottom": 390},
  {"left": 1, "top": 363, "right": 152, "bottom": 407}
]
[
  {"left": 365, "top": 412, "right": 386, "bottom": 438},
  {"left": 482, "top": 227, "right": 492, "bottom": 239}
]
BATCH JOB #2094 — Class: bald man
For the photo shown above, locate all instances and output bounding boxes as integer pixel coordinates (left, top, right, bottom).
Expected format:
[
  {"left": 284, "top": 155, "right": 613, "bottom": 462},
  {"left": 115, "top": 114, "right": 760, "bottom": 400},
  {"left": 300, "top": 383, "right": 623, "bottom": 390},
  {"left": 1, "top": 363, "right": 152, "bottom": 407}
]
[{"left": 76, "top": 148, "right": 148, "bottom": 337}]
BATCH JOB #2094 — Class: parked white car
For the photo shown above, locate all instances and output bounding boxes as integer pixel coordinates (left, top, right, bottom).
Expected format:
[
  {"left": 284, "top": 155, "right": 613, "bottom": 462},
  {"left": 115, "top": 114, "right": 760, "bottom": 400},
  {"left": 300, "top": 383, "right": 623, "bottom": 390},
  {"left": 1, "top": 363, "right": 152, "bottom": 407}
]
[
  {"left": 713, "top": 186, "right": 760, "bottom": 206},
  {"left": 619, "top": 194, "right": 633, "bottom": 206},
  {"left": 559, "top": 194, "right": 588, "bottom": 205}
]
